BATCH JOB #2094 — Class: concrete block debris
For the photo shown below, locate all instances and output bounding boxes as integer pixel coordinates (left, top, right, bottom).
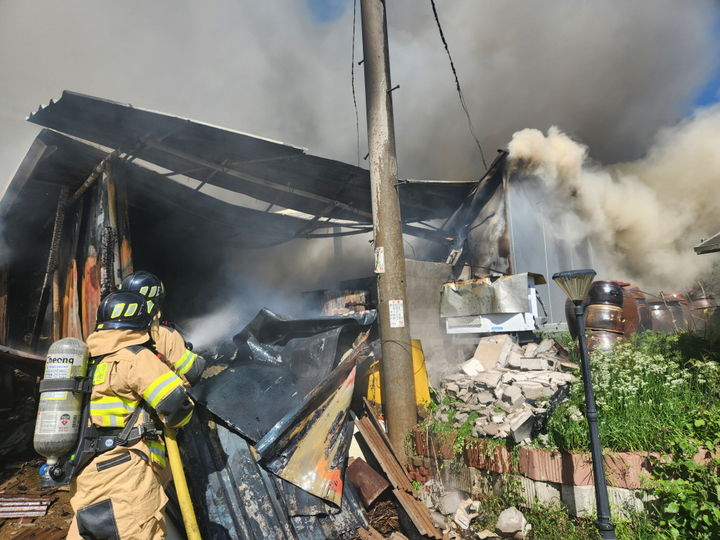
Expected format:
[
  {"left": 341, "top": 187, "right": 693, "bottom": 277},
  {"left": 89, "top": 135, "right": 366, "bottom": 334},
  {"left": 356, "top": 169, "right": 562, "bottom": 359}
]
[{"left": 430, "top": 337, "right": 575, "bottom": 440}]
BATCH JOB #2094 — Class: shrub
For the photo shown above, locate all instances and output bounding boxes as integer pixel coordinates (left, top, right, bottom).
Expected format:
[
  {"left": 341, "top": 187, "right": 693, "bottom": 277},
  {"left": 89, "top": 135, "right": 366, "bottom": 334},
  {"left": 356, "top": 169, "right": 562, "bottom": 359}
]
[{"left": 547, "top": 333, "right": 716, "bottom": 452}]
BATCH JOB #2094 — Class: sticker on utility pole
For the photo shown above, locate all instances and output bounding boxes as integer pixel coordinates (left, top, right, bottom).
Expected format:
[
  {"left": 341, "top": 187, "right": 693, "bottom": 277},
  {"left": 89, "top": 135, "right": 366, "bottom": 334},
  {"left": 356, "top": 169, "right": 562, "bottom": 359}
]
[
  {"left": 374, "top": 247, "right": 385, "bottom": 273},
  {"left": 388, "top": 299, "right": 405, "bottom": 328}
]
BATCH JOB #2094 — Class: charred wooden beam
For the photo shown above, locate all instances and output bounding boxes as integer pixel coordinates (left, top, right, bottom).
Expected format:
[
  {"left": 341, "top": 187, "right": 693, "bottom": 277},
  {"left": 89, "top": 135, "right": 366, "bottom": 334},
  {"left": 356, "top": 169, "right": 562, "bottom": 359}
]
[
  {"left": 0, "top": 344, "right": 44, "bottom": 375},
  {"left": 30, "top": 186, "right": 69, "bottom": 351},
  {"left": 67, "top": 148, "right": 120, "bottom": 205}
]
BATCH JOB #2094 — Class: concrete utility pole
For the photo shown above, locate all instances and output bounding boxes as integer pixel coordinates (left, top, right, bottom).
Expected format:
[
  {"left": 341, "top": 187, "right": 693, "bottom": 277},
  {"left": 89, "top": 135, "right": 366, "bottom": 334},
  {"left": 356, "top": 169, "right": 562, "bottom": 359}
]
[{"left": 360, "top": 0, "right": 416, "bottom": 458}]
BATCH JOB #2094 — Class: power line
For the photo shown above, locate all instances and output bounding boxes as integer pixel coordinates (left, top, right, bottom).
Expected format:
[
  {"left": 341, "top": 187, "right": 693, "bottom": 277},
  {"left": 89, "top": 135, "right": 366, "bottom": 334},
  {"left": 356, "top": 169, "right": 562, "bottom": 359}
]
[
  {"left": 429, "top": 0, "right": 488, "bottom": 170},
  {"left": 351, "top": 0, "right": 361, "bottom": 167}
]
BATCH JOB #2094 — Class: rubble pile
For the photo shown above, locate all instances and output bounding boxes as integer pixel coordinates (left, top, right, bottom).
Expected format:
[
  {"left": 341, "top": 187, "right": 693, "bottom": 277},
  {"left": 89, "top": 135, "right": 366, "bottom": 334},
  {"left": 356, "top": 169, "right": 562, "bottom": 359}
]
[{"left": 433, "top": 336, "right": 575, "bottom": 443}]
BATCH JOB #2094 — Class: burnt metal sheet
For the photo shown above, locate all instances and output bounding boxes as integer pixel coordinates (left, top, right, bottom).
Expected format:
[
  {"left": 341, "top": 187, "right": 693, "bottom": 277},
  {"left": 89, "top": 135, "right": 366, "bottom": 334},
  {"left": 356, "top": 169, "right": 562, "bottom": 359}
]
[
  {"left": 695, "top": 230, "right": 720, "bottom": 255},
  {"left": 190, "top": 309, "right": 372, "bottom": 443},
  {"left": 0, "top": 136, "right": 54, "bottom": 219},
  {"left": 256, "top": 356, "right": 360, "bottom": 506},
  {"left": 439, "top": 273, "right": 532, "bottom": 317},
  {"left": 179, "top": 409, "right": 368, "bottom": 539},
  {"left": 0, "top": 496, "right": 52, "bottom": 518},
  {"left": 27, "top": 91, "right": 473, "bottom": 222},
  {"left": 429, "top": 150, "right": 509, "bottom": 267}
]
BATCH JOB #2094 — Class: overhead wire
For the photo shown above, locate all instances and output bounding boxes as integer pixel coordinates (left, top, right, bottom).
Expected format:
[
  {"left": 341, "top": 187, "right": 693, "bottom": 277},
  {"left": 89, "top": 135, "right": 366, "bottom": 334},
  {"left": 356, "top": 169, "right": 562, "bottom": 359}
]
[
  {"left": 429, "top": 0, "right": 488, "bottom": 170},
  {"left": 351, "top": 0, "right": 361, "bottom": 167}
]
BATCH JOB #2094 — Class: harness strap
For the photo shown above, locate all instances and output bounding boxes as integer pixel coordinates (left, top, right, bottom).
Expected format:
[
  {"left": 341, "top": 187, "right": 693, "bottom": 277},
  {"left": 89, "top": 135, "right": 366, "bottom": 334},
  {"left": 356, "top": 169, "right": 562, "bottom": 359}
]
[{"left": 39, "top": 377, "right": 91, "bottom": 394}]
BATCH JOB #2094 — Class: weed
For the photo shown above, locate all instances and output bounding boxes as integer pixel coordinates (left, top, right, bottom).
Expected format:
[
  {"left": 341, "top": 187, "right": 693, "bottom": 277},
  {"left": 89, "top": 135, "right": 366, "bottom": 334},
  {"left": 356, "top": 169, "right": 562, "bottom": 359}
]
[
  {"left": 546, "top": 332, "right": 717, "bottom": 452},
  {"left": 524, "top": 503, "right": 596, "bottom": 540}
]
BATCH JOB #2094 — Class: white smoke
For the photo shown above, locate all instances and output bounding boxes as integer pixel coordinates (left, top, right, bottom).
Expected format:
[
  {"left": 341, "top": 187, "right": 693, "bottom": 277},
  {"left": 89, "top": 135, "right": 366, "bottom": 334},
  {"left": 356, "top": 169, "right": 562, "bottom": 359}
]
[
  {"left": 1, "top": 1, "right": 719, "bottom": 339},
  {"left": 1, "top": 1, "right": 719, "bottom": 184},
  {"left": 508, "top": 106, "right": 720, "bottom": 290}
]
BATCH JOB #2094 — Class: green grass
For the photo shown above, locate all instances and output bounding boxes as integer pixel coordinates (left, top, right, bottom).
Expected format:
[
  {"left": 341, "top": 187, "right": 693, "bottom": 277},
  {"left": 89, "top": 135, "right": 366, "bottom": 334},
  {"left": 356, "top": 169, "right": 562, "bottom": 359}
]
[{"left": 546, "top": 332, "right": 720, "bottom": 453}]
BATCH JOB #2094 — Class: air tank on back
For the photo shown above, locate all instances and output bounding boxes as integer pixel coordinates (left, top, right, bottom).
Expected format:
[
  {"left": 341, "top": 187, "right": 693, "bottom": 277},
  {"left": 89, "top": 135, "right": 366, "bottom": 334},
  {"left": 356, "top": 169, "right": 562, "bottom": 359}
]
[{"left": 33, "top": 338, "right": 89, "bottom": 466}]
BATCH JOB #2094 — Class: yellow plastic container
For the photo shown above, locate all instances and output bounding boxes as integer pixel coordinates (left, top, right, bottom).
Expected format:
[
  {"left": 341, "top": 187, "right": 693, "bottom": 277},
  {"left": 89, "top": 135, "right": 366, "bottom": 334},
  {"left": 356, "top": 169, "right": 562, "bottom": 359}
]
[{"left": 367, "top": 339, "right": 431, "bottom": 406}]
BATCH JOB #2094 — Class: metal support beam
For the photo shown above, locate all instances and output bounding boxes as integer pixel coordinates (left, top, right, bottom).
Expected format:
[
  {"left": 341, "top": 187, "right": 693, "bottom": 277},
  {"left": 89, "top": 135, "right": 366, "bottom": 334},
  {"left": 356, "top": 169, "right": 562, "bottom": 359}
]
[
  {"left": 361, "top": 0, "right": 416, "bottom": 459},
  {"left": 144, "top": 140, "right": 373, "bottom": 221}
]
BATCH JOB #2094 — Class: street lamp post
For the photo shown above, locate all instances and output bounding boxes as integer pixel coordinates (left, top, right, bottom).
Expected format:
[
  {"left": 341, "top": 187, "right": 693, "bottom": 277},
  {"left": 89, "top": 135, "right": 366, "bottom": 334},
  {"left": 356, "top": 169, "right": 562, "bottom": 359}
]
[{"left": 553, "top": 269, "right": 616, "bottom": 540}]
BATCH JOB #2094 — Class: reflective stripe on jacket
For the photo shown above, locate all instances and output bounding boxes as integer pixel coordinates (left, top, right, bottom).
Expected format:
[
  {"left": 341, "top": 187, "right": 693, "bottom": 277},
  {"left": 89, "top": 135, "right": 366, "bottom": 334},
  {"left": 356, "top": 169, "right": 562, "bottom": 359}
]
[
  {"left": 86, "top": 329, "right": 194, "bottom": 467},
  {"left": 154, "top": 324, "right": 205, "bottom": 385}
]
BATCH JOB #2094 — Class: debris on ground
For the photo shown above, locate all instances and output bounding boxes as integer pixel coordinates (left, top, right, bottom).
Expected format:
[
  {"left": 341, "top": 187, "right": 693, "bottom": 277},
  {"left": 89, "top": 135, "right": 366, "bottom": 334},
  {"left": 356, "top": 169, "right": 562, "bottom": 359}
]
[
  {"left": 432, "top": 337, "right": 575, "bottom": 443},
  {"left": 354, "top": 398, "right": 443, "bottom": 539},
  {"left": 0, "top": 496, "right": 52, "bottom": 519},
  {"left": 366, "top": 498, "right": 401, "bottom": 536},
  {"left": 0, "top": 459, "right": 73, "bottom": 539},
  {"left": 495, "top": 506, "right": 530, "bottom": 539}
]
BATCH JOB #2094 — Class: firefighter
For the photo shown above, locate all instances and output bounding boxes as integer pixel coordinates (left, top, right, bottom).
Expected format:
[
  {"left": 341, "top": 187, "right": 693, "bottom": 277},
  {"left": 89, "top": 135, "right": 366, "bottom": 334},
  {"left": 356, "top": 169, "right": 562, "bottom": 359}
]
[
  {"left": 67, "top": 290, "right": 194, "bottom": 539},
  {"left": 120, "top": 271, "right": 205, "bottom": 386}
]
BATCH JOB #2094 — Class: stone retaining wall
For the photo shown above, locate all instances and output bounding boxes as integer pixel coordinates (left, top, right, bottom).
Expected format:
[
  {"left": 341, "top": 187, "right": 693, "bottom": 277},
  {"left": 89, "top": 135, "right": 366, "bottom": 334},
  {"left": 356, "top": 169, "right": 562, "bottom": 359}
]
[{"left": 411, "top": 431, "right": 717, "bottom": 518}]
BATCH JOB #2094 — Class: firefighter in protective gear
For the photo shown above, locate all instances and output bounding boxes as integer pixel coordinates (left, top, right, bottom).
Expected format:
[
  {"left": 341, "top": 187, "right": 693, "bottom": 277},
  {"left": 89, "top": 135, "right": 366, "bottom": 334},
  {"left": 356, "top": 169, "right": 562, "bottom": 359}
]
[
  {"left": 67, "top": 291, "right": 194, "bottom": 540},
  {"left": 120, "top": 271, "right": 205, "bottom": 386}
]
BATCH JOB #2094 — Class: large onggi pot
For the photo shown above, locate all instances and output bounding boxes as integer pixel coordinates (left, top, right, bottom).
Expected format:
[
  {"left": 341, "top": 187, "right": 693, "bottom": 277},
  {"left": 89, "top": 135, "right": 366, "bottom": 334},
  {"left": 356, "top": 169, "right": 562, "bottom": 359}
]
[
  {"left": 587, "top": 281, "right": 624, "bottom": 307},
  {"left": 625, "top": 286, "right": 652, "bottom": 334},
  {"left": 587, "top": 330, "right": 623, "bottom": 353},
  {"left": 585, "top": 304, "right": 625, "bottom": 333},
  {"left": 648, "top": 300, "right": 684, "bottom": 333},
  {"left": 688, "top": 291, "right": 718, "bottom": 333},
  {"left": 621, "top": 287, "right": 640, "bottom": 335},
  {"left": 661, "top": 292, "right": 689, "bottom": 331}
]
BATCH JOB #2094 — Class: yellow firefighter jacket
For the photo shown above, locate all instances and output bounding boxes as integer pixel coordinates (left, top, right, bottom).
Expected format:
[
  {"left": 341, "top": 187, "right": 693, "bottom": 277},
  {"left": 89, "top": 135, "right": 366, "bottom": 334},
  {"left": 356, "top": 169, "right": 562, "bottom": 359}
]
[
  {"left": 67, "top": 328, "right": 194, "bottom": 540},
  {"left": 152, "top": 323, "right": 204, "bottom": 386}
]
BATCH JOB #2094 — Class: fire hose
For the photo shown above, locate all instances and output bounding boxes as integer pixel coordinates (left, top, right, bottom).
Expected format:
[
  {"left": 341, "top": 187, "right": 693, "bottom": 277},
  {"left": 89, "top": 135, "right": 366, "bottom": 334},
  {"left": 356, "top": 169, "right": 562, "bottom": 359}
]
[{"left": 164, "top": 427, "right": 202, "bottom": 540}]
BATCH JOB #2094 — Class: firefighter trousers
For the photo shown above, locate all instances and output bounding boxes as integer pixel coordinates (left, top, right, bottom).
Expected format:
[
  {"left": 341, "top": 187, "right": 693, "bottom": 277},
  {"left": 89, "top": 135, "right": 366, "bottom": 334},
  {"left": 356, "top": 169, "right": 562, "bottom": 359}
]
[{"left": 67, "top": 443, "right": 168, "bottom": 539}]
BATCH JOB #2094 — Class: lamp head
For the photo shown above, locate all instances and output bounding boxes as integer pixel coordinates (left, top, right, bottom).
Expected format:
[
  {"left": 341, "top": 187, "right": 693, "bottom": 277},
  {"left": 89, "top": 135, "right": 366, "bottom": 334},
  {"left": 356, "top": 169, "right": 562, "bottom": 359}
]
[{"left": 552, "top": 269, "right": 596, "bottom": 304}]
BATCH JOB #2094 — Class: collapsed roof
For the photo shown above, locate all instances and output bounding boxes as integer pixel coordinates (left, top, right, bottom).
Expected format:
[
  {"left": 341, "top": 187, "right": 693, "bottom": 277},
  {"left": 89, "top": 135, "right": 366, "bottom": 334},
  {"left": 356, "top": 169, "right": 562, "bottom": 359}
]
[
  {"left": 695, "top": 231, "right": 720, "bottom": 255},
  {"left": 19, "top": 90, "right": 475, "bottom": 231}
]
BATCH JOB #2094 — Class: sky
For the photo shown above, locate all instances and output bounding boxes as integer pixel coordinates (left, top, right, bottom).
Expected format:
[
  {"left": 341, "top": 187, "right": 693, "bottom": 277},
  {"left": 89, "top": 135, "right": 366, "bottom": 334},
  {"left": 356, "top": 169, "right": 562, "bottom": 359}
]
[
  {"left": 2, "top": 0, "right": 720, "bottom": 332},
  {"left": 0, "top": 0, "right": 719, "bottom": 187}
]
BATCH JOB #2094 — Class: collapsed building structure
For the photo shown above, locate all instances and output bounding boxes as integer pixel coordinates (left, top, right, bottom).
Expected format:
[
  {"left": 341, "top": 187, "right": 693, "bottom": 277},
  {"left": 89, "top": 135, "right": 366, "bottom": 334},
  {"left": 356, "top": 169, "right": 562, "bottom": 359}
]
[
  {"left": 0, "top": 91, "right": 593, "bottom": 386},
  {"left": 0, "top": 91, "right": 598, "bottom": 538}
]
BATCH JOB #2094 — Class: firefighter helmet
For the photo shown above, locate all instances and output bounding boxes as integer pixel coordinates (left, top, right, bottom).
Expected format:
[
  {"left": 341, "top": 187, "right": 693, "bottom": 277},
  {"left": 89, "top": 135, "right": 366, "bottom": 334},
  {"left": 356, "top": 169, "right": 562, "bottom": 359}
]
[
  {"left": 96, "top": 291, "right": 158, "bottom": 331},
  {"left": 120, "top": 271, "right": 165, "bottom": 306}
]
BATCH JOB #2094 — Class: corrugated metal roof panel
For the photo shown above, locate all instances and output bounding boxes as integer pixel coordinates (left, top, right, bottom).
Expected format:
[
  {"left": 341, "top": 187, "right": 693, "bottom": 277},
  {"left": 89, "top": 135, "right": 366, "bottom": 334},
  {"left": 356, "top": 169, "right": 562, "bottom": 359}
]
[
  {"left": 180, "top": 411, "right": 368, "bottom": 539},
  {"left": 1, "top": 130, "right": 314, "bottom": 249},
  {"left": 27, "top": 91, "right": 474, "bottom": 223},
  {"left": 695, "top": 231, "right": 720, "bottom": 255}
]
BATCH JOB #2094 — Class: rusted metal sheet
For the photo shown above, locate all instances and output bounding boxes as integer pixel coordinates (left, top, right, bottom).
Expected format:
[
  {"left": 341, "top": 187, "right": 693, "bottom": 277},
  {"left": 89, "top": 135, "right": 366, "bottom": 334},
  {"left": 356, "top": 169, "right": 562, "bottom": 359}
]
[
  {"left": 392, "top": 489, "right": 443, "bottom": 540},
  {"left": 80, "top": 183, "right": 102, "bottom": 338},
  {"left": 0, "top": 496, "right": 52, "bottom": 518},
  {"left": 354, "top": 400, "right": 413, "bottom": 493},
  {"left": 354, "top": 399, "right": 443, "bottom": 540},
  {"left": 114, "top": 169, "right": 134, "bottom": 279},
  {"left": 346, "top": 458, "right": 389, "bottom": 507}
]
